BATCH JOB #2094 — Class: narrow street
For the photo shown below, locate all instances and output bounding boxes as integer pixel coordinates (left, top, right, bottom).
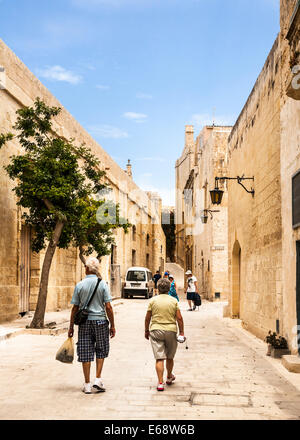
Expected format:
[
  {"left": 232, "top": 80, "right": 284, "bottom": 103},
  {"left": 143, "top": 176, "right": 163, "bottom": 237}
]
[{"left": 1, "top": 298, "right": 300, "bottom": 420}]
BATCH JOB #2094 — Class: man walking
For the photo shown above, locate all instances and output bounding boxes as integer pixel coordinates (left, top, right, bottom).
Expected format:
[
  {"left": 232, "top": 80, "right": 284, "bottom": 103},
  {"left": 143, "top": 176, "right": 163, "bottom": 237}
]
[
  {"left": 68, "top": 257, "right": 116, "bottom": 394},
  {"left": 145, "top": 278, "right": 185, "bottom": 391},
  {"left": 153, "top": 270, "right": 162, "bottom": 296},
  {"left": 185, "top": 270, "right": 198, "bottom": 311}
]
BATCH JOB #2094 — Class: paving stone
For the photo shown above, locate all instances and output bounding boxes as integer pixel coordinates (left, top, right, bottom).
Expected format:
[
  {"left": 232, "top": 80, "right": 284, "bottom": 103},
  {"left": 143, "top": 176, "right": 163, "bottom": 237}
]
[
  {"left": 192, "top": 393, "right": 250, "bottom": 407},
  {"left": 1, "top": 300, "right": 300, "bottom": 420}
]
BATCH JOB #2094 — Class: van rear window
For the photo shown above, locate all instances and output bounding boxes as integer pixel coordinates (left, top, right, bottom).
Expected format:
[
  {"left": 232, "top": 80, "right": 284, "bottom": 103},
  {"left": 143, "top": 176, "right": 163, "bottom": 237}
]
[{"left": 127, "top": 271, "right": 146, "bottom": 282}]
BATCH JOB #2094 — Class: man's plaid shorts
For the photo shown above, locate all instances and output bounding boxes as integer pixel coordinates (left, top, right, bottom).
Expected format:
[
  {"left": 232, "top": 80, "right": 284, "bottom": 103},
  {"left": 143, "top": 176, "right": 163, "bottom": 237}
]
[{"left": 77, "top": 320, "right": 110, "bottom": 363}]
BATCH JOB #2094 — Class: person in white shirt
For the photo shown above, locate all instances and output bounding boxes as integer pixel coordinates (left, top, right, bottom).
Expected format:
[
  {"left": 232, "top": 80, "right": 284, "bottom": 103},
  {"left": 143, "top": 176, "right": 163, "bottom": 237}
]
[{"left": 185, "top": 270, "right": 198, "bottom": 311}]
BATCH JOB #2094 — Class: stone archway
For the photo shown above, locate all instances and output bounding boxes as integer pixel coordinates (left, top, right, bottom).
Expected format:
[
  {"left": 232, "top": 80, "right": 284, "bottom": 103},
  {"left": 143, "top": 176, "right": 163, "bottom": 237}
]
[{"left": 232, "top": 240, "right": 241, "bottom": 319}]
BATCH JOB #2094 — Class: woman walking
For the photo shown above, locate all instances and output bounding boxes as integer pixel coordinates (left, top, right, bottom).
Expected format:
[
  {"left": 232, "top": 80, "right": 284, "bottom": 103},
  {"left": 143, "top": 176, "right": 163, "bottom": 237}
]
[{"left": 168, "top": 275, "right": 179, "bottom": 302}]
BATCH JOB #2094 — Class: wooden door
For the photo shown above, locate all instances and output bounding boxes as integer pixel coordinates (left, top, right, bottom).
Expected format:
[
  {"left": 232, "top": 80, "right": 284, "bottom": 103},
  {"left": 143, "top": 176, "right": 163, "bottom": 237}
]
[
  {"left": 20, "top": 225, "right": 31, "bottom": 313},
  {"left": 296, "top": 241, "right": 300, "bottom": 355},
  {"left": 232, "top": 241, "right": 241, "bottom": 319}
]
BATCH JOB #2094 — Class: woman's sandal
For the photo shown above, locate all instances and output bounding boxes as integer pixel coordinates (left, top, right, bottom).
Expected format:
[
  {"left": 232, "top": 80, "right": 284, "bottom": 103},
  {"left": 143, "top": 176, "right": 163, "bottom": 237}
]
[{"left": 166, "top": 375, "right": 176, "bottom": 385}]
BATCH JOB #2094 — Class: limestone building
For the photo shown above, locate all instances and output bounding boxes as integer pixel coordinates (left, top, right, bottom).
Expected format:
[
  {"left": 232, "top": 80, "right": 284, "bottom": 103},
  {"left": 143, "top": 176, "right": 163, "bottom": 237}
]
[
  {"left": 280, "top": 0, "right": 300, "bottom": 353},
  {"left": 224, "top": 0, "right": 300, "bottom": 353},
  {"left": 226, "top": 36, "right": 282, "bottom": 338},
  {"left": 175, "top": 125, "right": 231, "bottom": 300},
  {"left": 175, "top": 125, "right": 196, "bottom": 272},
  {"left": 0, "top": 40, "right": 166, "bottom": 323},
  {"left": 175, "top": 1, "right": 300, "bottom": 354}
]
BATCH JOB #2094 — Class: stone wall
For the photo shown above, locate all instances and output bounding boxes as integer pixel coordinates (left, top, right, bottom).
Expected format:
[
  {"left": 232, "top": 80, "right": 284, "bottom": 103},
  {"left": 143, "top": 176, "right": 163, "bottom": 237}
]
[
  {"left": 227, "top": 36, "right": 283, "bottom": 340},
  {"left": 0, "top": 39, "right": 166, "bottom": 323},
  {"left": 280, "top": 0, "right": 300, "bottom": 351}
]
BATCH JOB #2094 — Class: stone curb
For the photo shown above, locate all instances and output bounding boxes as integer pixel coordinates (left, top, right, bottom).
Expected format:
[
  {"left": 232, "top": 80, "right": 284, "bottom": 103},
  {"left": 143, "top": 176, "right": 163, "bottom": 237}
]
[
  {"left": 223, "top": 316, "right": 300, "bottom": 392},
  {"left": 0, "top": 298, "right": 124, "bottom": 342},
  {"left": 0, "top": 329, "right": 24, "bottom": 342}
]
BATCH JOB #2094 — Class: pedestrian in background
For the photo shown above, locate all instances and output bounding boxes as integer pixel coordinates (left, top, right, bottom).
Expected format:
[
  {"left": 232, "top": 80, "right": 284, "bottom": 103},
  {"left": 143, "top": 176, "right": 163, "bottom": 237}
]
[
  {"left": 153, "top": 270, "right": 162, "bottom": 296},
  {"left": 168, "top": 275, "right": 179, "bottom": 302},
  {"left": 145, "top": 278, "right": 185, "bottom": 392},
  {"left": 68, "top": 257, "right": 116, "bottom": 394},
  {"left": 185, "top": 270, "right": 198, "bottom": 311}
]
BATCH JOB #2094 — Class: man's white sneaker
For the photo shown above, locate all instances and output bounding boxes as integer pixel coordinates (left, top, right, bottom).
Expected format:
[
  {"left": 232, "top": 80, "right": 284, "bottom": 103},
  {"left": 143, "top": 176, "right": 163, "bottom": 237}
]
[
  {"left": 157, "top": 383, "right": 165, "bottom": 392},
  {"left": 82, "top": 383, "right": 92, "bottom": 394},
  {"left": 93, "top": 378, "right": 106, "bottom": 392}
]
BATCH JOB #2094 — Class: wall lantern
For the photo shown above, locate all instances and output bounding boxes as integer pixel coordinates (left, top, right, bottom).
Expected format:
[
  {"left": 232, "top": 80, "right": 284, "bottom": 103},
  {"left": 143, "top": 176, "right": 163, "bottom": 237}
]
[
  {"left": 210, "top": 175, "right": 255, "bottom": 206},
  {"left": 200, "top": 209, "right": 220, "bottom": 224}
]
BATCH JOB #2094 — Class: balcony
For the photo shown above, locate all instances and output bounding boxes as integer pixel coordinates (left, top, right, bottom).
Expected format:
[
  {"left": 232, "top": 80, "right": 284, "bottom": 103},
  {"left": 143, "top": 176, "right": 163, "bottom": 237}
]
[
  {"left": 286, "top": 0, "right": 300, "bottom": 100},
  {"left": 287, "top": 0, "right": 300, "bottom": 44}
]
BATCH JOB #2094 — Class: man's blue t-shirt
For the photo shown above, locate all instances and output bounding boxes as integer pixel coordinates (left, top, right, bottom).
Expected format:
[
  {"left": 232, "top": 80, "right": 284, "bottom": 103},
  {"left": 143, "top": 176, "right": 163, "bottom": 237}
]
[
  {"left": 71, "top": 275, "right": 112, "bottom": 321},
  {"left": 153, "top": 273, "right": 162, "bottom": 287}
]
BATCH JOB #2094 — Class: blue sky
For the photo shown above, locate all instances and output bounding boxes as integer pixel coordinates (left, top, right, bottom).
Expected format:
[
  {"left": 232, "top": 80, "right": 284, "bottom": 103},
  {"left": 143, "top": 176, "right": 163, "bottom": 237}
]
[{"left": 0, "top": 0, "right": 279, "bottom": 205}]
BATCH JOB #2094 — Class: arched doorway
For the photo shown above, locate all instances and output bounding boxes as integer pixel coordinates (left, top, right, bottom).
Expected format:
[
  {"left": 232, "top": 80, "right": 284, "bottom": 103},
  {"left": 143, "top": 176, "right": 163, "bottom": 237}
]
[{"left": 232, "top": 240, "right": 241, "bottom": 319}]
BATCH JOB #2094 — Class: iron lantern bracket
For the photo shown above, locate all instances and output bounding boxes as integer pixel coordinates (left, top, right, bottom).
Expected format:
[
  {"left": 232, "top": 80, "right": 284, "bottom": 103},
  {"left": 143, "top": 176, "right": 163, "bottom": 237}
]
[
  {"left": 215, "top": 175, "right": 255, "bottom": 197},
  {"left": 201, "top": 209, "right": 220, "bottom": 219}
]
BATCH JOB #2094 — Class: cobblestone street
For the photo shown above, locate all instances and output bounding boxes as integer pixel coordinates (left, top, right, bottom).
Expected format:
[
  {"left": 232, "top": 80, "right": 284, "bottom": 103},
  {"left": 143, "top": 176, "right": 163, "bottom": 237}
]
[{"left": 1, "top": 298, "right": 300, "bottom": 420}]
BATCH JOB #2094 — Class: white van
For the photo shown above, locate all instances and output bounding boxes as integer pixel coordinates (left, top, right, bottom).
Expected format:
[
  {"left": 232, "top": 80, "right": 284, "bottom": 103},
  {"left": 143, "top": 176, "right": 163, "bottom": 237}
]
[{"left": 123, "top": 267, "right": 154, "bottom": 299}]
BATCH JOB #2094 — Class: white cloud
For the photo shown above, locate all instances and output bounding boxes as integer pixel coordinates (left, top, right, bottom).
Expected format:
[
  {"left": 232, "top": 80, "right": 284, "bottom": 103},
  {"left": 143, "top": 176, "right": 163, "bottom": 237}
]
[
  {"left": 81, "top": 62, "right": 96, "bottom": 71},
  {"left": 37, "top": 65, "right": 82, "bottom": 85},
  {"left": 96, "top": 84, "right": 110, "bottom": 90},
  {"left": 191, "top": 113, "right": 236, "bottom": 129},
  {"left": 88, "top": 124, "right": 129, "bottom": 139},
  {"left": 123, "top": 112, "right": 148, "bottom": 123},
  {"left": 136, "top": 92, "right": 153, "bottom": 100}
]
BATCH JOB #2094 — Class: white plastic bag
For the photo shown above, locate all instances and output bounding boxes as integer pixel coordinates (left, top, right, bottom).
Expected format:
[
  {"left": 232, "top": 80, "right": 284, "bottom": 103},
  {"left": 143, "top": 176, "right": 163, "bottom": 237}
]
[{"left": 55, "top": 337, "right": 74, "bottom": 364}]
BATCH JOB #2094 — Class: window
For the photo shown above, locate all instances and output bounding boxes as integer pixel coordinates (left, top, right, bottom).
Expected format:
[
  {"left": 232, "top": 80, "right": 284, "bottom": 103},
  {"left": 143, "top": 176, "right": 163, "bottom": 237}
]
[
  {"left": 132, "top": 249, "right": 136, "bottom": 266},
  {"left": 146, "top": 253, "right": 150, "bottom": 268},
  {"left": 110, "top": 244, "right": 117, "bottom": 265},
  {"left": 127, "top": 270, "right": 145, "bottom": 282},
  {"left": 132, "top": 225, "right": 137, "bottom": 241},
  {"left": 146, "top": 234, "right": 150, "bottom": 247},
  {"left": 293, "top": 170, "right": 300, "bottom": 228}
]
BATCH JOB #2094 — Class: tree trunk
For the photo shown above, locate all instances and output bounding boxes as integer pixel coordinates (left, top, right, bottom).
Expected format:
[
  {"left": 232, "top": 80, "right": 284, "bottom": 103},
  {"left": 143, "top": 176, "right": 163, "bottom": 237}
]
[
  {"left": 79, "top": 246, "right": 86, "bottom": 266},
  {"left": 29, "top": 219, "right": 65, "bottom": 328}
]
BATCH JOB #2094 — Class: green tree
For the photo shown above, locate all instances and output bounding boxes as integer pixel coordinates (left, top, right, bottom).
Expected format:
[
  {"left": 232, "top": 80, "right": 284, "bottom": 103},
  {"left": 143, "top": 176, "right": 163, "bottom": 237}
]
[{"left": 0, "top": 98, "right": 129, "bottom": 328}]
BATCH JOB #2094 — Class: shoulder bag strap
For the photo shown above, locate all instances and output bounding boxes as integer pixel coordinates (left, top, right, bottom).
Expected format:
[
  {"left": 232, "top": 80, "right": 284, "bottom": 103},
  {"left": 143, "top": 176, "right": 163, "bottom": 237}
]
[{"left": 84, "top": 278, "right": 101, "bottom": 310}]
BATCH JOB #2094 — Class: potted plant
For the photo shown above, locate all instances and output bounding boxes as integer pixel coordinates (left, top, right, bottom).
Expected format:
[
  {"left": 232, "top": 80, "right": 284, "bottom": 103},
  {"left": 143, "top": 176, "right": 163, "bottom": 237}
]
[
  {"left": 265, "top": 331, "right": 276, "bottom": 356},
  {"left": 265, "top": 331, "right": 291, "bottom": 358}
]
